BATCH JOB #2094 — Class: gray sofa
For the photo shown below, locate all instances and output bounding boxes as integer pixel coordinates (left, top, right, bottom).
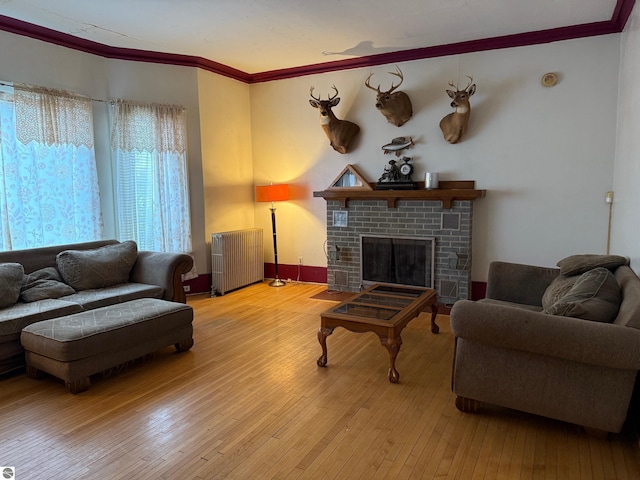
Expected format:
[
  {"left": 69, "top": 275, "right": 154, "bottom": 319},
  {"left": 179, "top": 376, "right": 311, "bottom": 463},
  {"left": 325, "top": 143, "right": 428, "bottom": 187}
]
[
  {"left": 0, "top": 239, "right": 193, "bottom": 375},
  {"left": 450, "top": 255, "right": 640, "bottom": 434}
]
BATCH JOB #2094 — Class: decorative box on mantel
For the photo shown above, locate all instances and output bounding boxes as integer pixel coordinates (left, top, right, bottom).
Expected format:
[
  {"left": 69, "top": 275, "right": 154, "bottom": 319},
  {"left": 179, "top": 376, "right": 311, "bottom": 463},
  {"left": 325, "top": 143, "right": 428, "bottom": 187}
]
[{"left": 314, "top": 181, "right": 486, "bottom": 304}]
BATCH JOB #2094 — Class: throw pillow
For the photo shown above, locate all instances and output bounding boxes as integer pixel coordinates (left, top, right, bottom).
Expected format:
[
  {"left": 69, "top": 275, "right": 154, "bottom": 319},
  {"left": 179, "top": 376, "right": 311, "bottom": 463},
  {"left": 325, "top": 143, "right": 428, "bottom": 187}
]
[
  {"left": 56, "top": 241, "right": 138, "bottom": 291},
  {"left": 544, "top": 267, "right": 621, "bottom": 323},
  {"left": 541, "top": 274, "right": 578, "bottom": 311},
  {"left": 556, "top": 254, "right": 628, "bottom": 276},
  {"left": 0, "top": 263, "right": 24, "bottom": 308},
  {"left": 23, "top": 266, "right": 64, "bottom": 283},
  {"left": 20, "top": 267, "right": 75, "bottom": 302}
]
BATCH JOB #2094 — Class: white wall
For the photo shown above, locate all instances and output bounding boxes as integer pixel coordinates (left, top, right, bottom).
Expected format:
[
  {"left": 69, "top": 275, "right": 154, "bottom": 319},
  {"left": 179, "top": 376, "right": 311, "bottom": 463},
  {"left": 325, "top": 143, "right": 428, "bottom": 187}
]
[
  {"left": 0, "top": 27, "right": 630, "bottom": 283},
  {"left": 612, "top": 4, "right": 640, "bottom": 271},
  {"left": 251, "top": 35, "right": 621, "bottom": 280},
  {"left": 197, "top": 69, "right": 255, "bottom": 260}
]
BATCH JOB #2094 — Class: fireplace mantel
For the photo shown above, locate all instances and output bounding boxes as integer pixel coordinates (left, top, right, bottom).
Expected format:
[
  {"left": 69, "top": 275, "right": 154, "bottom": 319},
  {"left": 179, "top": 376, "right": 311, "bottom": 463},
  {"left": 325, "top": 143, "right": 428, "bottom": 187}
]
[{"left": 313, "top": 180, "right": 485, "bottom": 209}]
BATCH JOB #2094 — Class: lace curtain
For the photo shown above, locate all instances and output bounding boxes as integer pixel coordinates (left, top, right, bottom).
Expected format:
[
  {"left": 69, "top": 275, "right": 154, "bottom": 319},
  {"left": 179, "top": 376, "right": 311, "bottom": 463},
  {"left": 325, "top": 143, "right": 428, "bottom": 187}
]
[
  {"left": 110, "top": 100, "right": 193, "bottom": 258},
  {"left": 0, "top": 85, "right": 103, "bottom": 250},
  {"left": 14, "top": 85, "right": 95, "bottom": 148}
]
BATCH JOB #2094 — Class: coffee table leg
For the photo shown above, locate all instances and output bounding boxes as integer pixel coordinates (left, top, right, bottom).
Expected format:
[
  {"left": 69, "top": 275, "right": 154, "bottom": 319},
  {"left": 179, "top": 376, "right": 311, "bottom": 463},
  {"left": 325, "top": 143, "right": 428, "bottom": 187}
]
[
  {"left": 317, "top": 327, "right": 334, "bottom": 367},
  {"left": 431, "top": 304, "right": 439, "bottom": 334},
  {"left": 381, "top": 336, "right": 403, "bottom": 383}
]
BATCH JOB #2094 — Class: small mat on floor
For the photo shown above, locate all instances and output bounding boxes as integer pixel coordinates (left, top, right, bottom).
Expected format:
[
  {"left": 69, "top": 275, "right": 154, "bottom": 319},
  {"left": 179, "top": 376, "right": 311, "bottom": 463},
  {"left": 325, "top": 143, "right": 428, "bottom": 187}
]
[{"left": 310, "top": 290, "right": 354, "bottom": 302}]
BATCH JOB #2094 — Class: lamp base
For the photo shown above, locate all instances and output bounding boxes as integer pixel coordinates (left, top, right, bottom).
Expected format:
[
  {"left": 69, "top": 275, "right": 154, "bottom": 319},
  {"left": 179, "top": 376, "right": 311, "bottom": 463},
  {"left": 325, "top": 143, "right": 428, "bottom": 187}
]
[{"left": 269, "top": 278, "right": 286, "bottom": 287}]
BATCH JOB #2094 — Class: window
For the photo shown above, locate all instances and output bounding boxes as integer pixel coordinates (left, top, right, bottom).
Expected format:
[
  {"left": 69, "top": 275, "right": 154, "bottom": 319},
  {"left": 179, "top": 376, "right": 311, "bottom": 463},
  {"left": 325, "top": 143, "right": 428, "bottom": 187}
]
[
  {"left": 110, "top": 100, "right": 192, "bottom": 254},
  {"left": 0, "top": 84, "right": 103, "bottom": 251}
]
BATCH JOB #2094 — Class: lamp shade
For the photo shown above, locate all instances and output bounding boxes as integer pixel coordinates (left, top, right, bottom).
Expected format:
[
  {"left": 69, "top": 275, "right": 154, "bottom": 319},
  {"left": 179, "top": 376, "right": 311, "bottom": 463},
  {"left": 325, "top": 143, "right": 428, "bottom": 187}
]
[{"left": 256, "top": 184, "right": 289, "bottom": 202}]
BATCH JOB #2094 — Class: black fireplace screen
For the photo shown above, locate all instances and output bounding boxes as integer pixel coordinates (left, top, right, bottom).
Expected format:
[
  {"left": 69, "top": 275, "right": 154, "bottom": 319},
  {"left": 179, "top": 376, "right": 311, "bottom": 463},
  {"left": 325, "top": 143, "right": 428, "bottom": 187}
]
[{"left": 360, "top": 235, "right": 434, "bottom": 288}]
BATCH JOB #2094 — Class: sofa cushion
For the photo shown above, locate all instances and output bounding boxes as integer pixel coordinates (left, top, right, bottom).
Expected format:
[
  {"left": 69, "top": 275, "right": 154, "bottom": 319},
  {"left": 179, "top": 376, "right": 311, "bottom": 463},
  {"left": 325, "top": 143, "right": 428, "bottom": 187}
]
[
  {"left": 0, "top": 263, "right": 24, "bottom": 308},
  {"left": 544, "top": 267, "right": 622, "bottom": 323},
  {"left": 0, "top": 299, "right": 83, "bottom": 337},
  {"left": 478, "top": 298, "right": 543, "bottom": 312},
  {"left": 20, "top": 267, "right": 75, "bottom": 302},
  {"left": 557, "top": 254, "right": 628, "bottom": 276},
  {"left": 59, "top": 282, "right": 164, "bottom": 310},
  {"left": 56, "top": 241, "right": 138, "bottom": 290}
]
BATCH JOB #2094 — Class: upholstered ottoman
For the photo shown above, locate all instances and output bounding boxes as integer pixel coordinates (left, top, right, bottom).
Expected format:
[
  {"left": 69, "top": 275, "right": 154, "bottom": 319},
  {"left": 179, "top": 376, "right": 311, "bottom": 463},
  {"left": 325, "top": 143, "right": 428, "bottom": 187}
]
[{"left": 20, "top": 298, "right": 194, "bottom": 393}]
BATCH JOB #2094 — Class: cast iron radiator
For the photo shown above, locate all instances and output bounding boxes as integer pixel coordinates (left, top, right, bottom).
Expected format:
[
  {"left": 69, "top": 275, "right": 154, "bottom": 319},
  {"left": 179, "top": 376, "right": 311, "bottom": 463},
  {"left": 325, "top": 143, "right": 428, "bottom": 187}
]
[{"left": 211, "top": 228, "right": 264, "bottom": 296}]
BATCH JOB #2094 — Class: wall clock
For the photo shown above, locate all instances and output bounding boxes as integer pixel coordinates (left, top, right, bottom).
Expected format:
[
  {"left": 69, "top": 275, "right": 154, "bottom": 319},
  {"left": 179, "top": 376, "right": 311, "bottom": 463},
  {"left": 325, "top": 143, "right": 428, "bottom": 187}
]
[{"left": 399, "top": 157, "right": 413, "bottom": 180}]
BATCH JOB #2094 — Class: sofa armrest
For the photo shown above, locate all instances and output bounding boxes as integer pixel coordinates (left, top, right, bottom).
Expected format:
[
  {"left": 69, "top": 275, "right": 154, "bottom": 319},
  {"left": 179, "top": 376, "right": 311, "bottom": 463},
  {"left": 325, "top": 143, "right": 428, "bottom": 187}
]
[
  {"left": 450, "top": 300, "right": 640, "bottom": 370},
  {"left": 486, "top": 261, "right": 560, "bottom": 306},
  {"left": 130, "top": 251, "right": 194, "bottom": 303}
]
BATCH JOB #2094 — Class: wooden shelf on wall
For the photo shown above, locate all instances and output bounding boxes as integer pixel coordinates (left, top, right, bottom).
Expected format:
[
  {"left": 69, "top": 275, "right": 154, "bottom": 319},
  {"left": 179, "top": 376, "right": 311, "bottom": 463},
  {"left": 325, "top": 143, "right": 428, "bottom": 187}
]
[{"left": 313, "top": 180, "right": 486, "bottom": 209}]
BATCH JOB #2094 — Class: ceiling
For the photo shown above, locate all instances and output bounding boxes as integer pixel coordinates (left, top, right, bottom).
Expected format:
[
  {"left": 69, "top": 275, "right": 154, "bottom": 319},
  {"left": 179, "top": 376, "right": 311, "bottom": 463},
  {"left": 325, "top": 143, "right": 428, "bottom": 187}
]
[{"left": 0, "top": 0, "right": 629, "bottom": 77}]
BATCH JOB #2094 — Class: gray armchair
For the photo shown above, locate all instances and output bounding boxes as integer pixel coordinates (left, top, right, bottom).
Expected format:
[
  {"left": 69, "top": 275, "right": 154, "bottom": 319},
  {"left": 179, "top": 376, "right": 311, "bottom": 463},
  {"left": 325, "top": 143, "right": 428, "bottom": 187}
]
[{"left": 450, "top": 258, "right": 640, "bottom": 434}]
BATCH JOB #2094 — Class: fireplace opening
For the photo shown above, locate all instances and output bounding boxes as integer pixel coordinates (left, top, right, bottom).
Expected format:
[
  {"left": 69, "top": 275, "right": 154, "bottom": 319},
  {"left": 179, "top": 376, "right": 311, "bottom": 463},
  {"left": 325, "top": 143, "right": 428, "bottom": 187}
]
[{"left": 360, "top": 235, "right": 435, "bottom": 289}]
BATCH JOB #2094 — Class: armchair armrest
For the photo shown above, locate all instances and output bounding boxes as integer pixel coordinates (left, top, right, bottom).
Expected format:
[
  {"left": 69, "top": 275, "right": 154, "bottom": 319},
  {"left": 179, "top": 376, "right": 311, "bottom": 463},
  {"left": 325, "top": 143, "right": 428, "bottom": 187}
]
[
  {"left": 486, "top": 261, "right": 560, "bottom": 306},
  {"left": 130, "top": 251, "right": 194, "bottom": 303},
  {"left": 450, "top": 300, "right": 640, "bottom": 370}
]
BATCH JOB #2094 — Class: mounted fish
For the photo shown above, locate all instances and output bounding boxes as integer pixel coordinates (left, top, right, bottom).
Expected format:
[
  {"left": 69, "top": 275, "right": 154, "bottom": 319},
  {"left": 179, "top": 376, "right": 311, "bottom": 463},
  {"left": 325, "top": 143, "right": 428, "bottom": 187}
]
[
  {"left": 309, "top": 86, "right": 360, "bottom": 154},
  {"left": 439, "top": 76, "right": 476, "bottom": 144},
  {"left": 382, "top": 136, "right": 414, "bottom": 157},
  {"left": 364, "top": 66, "right": 413, "bottom": 127}
]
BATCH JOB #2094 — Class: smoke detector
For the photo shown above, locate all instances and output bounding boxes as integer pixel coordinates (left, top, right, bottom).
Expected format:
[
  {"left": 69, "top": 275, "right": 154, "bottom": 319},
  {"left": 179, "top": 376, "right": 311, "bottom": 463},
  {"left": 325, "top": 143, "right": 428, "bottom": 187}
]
[{"left": 541, "top": 72, "right": 558, "bottom": 87}]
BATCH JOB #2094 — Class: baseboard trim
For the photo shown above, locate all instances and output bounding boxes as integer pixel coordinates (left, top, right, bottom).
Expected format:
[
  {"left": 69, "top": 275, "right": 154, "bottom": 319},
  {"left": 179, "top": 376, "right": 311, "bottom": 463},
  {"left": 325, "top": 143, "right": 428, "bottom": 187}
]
[{"left": 184, "top": 268, "right": 488, "bottom": 301}]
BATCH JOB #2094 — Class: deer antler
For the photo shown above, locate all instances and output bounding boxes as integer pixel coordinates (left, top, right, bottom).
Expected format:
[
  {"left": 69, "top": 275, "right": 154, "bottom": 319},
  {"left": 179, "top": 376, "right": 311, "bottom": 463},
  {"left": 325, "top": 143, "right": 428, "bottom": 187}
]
[
  {"left": 386, "top": 66, "right": 404, "bottom": 94},
  {"left": 309, "top": 87, "right": 321, "bottom": 102},
  {"left": 448, "top": 76, "right": 474, "bottom": 92},
  {"left": 328, "top": 85, "right": 339, "bottom": 101},
  {"left": 464, "top": 75, "right": 474, "bottom": 91},
  {"left": 364, "top": 72, "right": 382, "bottom": 93}
]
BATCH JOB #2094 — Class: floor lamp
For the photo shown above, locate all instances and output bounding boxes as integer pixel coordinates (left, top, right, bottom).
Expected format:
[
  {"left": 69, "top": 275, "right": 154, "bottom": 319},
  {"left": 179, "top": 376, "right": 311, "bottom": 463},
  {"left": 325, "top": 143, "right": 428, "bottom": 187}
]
[{"left": 256, "top": 184, "right": 289, "bottom": 287}]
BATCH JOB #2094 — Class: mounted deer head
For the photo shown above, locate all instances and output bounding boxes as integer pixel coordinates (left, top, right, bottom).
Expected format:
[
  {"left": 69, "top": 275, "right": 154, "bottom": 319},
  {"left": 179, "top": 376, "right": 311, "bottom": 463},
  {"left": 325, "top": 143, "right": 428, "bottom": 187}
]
[
  {"left": 365, "top": 66, "right": 413, "bottom": 127},
  {"left": 439, "top": 76, "right": 476, "bottom": 144},
  {"left": 309, "top": 86, "right": 360, "bottom": 154}
]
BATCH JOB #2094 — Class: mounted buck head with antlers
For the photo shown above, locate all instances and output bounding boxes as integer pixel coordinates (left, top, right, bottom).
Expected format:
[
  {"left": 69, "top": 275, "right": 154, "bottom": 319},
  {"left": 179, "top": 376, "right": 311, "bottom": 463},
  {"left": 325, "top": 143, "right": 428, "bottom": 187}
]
[
  {"left": 309, "top": 86, "right": 360, "bottom": 154},
  {"left": 439, "top": 76, "right": 476, "bottom": 144},
  {"left": 364, "top": 66, "right": 413, "bottom": 127}
]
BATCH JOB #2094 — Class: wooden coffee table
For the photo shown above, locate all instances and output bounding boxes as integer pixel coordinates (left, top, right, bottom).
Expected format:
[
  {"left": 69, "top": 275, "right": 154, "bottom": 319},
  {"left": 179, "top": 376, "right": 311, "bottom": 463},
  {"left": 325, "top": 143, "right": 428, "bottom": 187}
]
[{"left": 317, "top": 284, "right": 438, "bottom": 383}]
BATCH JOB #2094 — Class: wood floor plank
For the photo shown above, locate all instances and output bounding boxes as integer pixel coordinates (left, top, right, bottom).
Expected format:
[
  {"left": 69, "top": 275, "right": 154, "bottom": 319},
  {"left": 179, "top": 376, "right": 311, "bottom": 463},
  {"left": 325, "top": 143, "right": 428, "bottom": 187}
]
[{"left": 1, "top": 282, "right": 640, "bottom": 479}]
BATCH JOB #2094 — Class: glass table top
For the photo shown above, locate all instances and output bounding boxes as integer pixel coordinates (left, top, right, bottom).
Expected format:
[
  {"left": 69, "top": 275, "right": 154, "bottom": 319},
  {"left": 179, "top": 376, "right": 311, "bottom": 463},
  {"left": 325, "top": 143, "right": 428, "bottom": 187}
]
[
  {"left": 332, "top": 303, "right": 399, "bottom": 320},
  {"left": 328, "top": 285, "right": 430, "bottom": 321},
  {"left": 351, "top": 293, "right": 414, "bottom": 308},
  {"left": 368, "top": 285, "right": 425, "bottom": 297}
]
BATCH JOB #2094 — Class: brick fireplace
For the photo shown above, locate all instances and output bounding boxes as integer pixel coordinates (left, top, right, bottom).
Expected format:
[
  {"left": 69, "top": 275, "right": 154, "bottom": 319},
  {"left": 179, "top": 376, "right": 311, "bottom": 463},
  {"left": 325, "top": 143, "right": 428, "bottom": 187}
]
[{"left": 315, "top": 182, "right": 485, "bottom": 305}]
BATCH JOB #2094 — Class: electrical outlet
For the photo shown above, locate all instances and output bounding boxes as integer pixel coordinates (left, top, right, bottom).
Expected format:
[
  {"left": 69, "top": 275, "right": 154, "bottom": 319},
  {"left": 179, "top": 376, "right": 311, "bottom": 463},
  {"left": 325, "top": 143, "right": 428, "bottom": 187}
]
[
  {"left": 298, "top": 256, "right": 303, "bottom": 265},
  {"left": 183, "top": 285, "right": 190, "bottom": 292}
]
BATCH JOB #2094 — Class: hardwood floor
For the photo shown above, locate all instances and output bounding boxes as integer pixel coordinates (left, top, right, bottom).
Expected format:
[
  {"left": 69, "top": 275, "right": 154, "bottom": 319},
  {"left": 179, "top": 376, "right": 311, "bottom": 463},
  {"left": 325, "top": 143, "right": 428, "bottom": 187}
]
[{"left": 2, "top": 281, "right": 640, "bottom": 479}]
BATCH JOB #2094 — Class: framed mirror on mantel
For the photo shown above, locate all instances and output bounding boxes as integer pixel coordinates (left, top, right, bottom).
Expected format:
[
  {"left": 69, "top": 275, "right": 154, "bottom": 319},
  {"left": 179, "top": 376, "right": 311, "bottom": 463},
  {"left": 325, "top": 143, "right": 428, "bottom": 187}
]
[{"left": 327, "top": 164, "right": 373, "bottom": 191}]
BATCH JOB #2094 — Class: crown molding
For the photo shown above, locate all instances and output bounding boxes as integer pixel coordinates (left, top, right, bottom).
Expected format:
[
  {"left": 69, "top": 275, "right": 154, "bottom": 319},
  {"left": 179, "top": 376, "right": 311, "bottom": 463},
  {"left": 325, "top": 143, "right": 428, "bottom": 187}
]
[
  {"left": 0, "top": 0, "right": 635, "bottom": 85},
  {"left": 613, "top": 0, "right": 637, "bottom": 30},
  {"left": 0, "top": 14, "right": 251, "bottom": 83},
  {"left": 250, "top": 20, "right": 617, "bottom": 83}
]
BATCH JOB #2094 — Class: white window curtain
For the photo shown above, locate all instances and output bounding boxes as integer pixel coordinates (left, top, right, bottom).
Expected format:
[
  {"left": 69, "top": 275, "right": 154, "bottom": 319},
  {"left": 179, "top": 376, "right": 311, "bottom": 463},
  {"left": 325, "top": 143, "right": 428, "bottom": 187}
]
[
  {"left": 110, "top": 100, "right": 192, "bottom": 255},
  {"left": 0, "top": 84, "right": 103, "bottom": 251}
]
